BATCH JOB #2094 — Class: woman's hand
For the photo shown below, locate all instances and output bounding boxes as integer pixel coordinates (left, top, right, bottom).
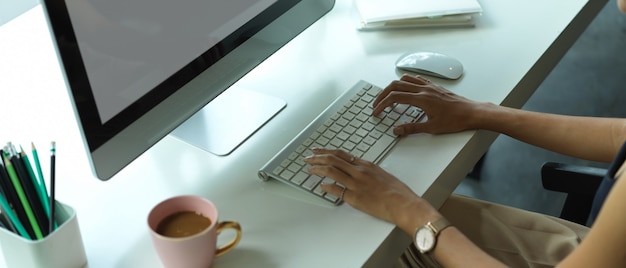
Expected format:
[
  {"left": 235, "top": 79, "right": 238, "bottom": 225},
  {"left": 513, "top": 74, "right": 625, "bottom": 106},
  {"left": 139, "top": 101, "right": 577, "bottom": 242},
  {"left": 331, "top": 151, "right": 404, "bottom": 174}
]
[
  {"left": 304, "top": 148, "right": 440, "bottom": 234},
  {"left": 373, "top": 75, "right": 486, "bottom": 136}
]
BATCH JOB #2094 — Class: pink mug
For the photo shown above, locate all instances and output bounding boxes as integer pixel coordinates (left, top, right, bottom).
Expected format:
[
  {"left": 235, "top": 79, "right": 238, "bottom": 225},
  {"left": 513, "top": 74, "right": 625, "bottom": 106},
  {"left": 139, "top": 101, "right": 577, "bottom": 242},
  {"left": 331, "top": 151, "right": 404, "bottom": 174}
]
[{"left": 147, "top": 195, "right": 242, "bottom": 268}]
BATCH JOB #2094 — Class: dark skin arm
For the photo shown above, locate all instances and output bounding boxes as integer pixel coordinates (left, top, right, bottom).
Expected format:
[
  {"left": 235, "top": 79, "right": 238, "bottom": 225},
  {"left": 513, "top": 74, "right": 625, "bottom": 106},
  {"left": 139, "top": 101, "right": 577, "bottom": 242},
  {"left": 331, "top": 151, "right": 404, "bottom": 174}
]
[{"left": 372, "top": 75, "right": 626, "bottom": 162}]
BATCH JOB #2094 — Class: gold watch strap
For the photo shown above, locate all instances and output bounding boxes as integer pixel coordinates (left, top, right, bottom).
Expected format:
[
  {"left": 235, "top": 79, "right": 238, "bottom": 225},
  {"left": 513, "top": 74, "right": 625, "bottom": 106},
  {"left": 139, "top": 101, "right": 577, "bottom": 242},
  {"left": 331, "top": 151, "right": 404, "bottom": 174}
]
[{"left": 428, "top": 217, "right": 451, "bottom": 236}]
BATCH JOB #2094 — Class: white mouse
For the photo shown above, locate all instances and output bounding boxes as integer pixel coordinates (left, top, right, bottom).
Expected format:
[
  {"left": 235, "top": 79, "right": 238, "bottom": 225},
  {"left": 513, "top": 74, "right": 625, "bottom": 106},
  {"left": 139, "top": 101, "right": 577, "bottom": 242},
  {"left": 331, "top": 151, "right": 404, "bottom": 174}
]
[{"left": 395, "top": 51, "right": 464, "bottom": 80}]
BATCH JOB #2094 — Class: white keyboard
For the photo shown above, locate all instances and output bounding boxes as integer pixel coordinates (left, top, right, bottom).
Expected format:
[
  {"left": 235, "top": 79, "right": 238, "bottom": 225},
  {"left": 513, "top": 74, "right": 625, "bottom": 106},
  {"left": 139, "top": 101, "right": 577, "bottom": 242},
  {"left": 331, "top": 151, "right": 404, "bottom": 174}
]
[{"left": 258, "top": 80, "right": 424, "bottom": 205}]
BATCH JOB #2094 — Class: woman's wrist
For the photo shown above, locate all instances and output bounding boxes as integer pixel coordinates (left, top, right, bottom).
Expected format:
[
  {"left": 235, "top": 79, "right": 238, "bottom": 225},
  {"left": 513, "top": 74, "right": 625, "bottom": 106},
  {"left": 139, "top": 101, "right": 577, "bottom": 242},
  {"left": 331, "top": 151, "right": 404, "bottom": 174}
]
[
  {"left": 466, "top": 101, "right": 501, "bottom": 130},
  {"left": 393, "top": 197, "right": 442, "bottom": 236}
]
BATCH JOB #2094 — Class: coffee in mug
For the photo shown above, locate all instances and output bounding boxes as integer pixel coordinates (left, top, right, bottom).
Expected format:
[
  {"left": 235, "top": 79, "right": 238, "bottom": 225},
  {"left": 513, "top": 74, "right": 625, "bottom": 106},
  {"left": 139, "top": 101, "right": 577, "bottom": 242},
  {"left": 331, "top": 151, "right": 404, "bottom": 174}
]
[
  {"left": 148, "top": 195, "right": 242, "bottom": 268},
  {"left": 156, "top": 211, "right": 212, "bottom": 238}
]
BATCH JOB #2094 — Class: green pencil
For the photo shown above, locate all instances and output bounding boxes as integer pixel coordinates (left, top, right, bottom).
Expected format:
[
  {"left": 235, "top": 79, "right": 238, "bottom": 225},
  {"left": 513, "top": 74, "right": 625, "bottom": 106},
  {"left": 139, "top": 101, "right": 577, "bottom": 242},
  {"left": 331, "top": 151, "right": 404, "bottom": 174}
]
[
  {"left": 3, "top": 157, "right": 43, "bottom": 240},
  {"left": 20, "top": 146, "right": 51, "bottom": 216},
  {"left": 31, "top": 143, "right": 49, "bottom": 203},
  {"left": 31, "top": 143, "right": 56, "bottom": 230}
]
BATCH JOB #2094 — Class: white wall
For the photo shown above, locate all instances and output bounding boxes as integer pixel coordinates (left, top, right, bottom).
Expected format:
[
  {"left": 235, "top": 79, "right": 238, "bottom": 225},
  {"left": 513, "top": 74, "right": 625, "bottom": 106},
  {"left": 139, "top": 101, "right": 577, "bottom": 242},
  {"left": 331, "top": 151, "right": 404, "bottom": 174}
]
[{"left": 0, "top": 0, "right": 39, "bottom": 25}]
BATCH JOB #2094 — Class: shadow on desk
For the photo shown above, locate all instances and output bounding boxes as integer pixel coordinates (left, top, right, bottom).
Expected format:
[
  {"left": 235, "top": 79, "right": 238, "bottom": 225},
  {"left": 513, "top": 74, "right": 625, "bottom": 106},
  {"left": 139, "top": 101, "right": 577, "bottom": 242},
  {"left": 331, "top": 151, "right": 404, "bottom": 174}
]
[{"left": 214, "top": 247, "right": 278, "bottom": 268}]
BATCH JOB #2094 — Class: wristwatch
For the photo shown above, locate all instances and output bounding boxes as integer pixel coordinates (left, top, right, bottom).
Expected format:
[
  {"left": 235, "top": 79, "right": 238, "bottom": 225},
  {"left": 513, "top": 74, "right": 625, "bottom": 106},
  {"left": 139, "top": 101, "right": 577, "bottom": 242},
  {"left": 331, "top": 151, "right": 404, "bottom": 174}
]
[{"left": 414, "top": 218, "right": 452, "bottom": 253}]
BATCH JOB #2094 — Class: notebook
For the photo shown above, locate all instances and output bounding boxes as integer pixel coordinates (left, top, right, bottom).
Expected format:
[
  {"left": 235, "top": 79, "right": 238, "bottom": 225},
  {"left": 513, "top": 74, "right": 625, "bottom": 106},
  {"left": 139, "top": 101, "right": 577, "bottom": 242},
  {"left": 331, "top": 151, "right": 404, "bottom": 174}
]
[
  {"left": 356, "top": 14, "right": 476, "bottom": 30},
  {"left": 354, "top": 0, "right": 482, "bottom": 30}
]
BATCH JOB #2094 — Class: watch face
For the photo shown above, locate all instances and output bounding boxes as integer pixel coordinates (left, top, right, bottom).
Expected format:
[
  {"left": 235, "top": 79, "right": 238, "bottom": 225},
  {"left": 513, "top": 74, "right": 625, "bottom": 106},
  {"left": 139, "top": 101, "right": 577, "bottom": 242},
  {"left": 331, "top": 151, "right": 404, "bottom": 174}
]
[{"left": 415, "top": 227, "right": 435, "bottom": 253}]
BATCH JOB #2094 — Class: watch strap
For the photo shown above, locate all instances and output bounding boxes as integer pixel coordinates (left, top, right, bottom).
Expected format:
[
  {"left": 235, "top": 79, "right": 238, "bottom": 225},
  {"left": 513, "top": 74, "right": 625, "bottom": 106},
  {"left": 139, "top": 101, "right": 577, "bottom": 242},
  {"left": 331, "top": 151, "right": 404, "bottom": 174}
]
[{"left": 428, "top": 217, "right": 451, "bottom": 236}]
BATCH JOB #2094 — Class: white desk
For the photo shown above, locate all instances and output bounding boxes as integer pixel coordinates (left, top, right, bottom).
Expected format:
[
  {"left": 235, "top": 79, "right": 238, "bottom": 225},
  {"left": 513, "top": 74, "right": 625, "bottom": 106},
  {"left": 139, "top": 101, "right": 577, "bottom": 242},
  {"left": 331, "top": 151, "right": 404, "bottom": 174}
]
[{"left": 0, "top": 0, "right": 607, "bottom": 267}]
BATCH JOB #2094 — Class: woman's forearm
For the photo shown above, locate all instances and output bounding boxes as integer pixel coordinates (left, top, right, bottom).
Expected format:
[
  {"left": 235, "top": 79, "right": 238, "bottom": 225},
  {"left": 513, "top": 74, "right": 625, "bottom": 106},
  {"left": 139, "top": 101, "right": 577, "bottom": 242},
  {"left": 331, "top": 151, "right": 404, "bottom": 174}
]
[{"left": 471, "top": 103, "right": 626, "bottom": 162}]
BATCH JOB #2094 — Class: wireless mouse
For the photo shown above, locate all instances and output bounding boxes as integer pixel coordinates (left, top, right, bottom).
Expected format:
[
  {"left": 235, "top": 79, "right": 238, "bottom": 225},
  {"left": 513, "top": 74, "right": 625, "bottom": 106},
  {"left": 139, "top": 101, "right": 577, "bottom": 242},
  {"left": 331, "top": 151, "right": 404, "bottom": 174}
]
[{"left": 395, "top": 51, "right": 464, "bottom": 80}]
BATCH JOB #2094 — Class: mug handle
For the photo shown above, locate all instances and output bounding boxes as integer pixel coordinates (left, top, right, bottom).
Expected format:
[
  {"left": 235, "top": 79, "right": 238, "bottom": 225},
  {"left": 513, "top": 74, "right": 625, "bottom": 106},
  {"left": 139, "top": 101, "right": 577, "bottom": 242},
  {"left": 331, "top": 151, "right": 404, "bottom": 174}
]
[{"left": 215, "top": 221, "right": 242, "bottom": 257}]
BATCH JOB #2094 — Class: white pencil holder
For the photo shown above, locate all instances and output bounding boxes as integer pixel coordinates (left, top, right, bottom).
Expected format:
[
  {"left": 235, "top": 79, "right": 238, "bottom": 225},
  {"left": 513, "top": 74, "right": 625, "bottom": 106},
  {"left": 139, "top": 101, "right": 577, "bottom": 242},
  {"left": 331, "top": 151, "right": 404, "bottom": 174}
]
[{"left": 0, "top": 201, "right": 87, "bottom": 268}]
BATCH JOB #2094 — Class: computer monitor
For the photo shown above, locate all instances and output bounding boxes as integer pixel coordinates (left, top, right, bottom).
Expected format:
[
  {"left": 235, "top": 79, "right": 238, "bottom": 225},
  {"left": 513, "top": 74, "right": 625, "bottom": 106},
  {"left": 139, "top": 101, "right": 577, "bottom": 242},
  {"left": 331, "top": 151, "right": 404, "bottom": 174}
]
[{"left": 40, "top": 0, "right": 335, "bottom": 180}]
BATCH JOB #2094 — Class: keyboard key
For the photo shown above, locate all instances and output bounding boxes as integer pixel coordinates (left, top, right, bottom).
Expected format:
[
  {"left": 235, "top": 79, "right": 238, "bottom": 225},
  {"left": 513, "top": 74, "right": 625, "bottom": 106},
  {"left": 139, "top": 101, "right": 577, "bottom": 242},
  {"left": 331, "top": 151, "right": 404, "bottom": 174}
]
[
  {"left": 361, "top": 134, "right": 395, "bottom": 162},
  {"left": 324, "top": 193, "right": 339, "bottom": 202},
  {"left": 323, "top": 130, "right": 336, "bottom": 139},
  {"left": 280, "top": 170, "right": 295, "bottom": 180},
  {"left": 381, "top": 117, "right": 395, "bottom": 126},
  {"left": 361, "top": 94, "right": 374, "bottom": 103},
  {"left": 273, "top": 166, "right": 284, "bottom": 175},
  {"left": 355, "top": 129, "right": 368, "bottom": 138},
  {"left": 356, "top": 143, "right": 371, "bottom": 152},
  {"left": 337, "top": 132, "right": 350, "bottom": 141},
  {"left": 287, "top": 163, "right": 302, "bottom": 173},
  {"left": 363, "top": 136, "right": 376, "bottom": 146},
  {"left": 330, "top": 138, "right": 343, "bottom": 148},
  {"left": 362, "top": 122, "right": 375, "bottom": 131},
  {"left": 342, "top": 112, "right": 356, "bottom": 121},
  {"left": 292, "top": 172, "right": 309, "bottom": 185},
  {"left": 280, "top": 159, "right": 291, "bottom": 168},
  {"left": 313, "top": 184, "right": 325, "bottom": 196},
  {"left": 303, "top": 138, "right": 314, "bottom": 147},
  {"left": 344, "top": 125, "right": 356, "bottom": 134},
  {"left": 348, "top": 135, "right": 362, "bottom": 144},
  {"left": 351, "top": 148, "right": 365, "bottom": 158},
  {"left": 355, "top": 113, "right": 369, "bottom": 123},
  {"left": 369, "top": 129, "right": 383, "bottom": 138},
  {"left": 342, "top": 141, "right": 356, "bottom": 151},
  {"left": 393, "top": 104, "right": 409, "bottom": 114},
  {"left": 316, "top": 136, "right": 330, "bottom": 146},
  {"left": 302, "top": 175, "right": 322, "bottom": 191},
  {"left": 329, "top": 123, "right": 343, "bottom": 133},
  {"left": 336, "top": 117, "right": 349, "bottom": 127}
]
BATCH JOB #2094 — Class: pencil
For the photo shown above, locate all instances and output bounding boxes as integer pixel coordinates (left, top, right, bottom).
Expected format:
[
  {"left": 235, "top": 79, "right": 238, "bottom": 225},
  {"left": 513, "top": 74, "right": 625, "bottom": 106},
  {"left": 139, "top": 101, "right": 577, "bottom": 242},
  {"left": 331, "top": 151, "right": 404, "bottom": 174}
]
[
  {"left": 21, "top": 146, "right": 51, "bottom": 216},
  {"left": 3, "top": 157, "right": 43, "bottom": 239},
  {"left": 31, "top": 143, "right": 49, "bottom": 205},
  {"left": 49, "top": 142, "right": 56, "bottom": 233}
]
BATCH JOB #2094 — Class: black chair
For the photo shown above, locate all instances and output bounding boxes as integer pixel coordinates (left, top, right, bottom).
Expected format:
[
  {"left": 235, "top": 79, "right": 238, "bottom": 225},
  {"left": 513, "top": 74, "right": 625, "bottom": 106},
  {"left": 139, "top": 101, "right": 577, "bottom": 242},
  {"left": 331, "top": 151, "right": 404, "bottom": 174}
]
[{"left": 541, "top": 162, "right": 606, "bottom": 226}]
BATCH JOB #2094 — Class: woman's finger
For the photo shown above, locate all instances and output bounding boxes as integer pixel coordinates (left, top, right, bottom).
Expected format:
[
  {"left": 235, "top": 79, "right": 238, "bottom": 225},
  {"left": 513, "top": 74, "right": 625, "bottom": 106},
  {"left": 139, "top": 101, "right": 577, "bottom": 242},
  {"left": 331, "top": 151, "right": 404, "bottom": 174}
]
[
  {"left": 309, "top": 148, "right": 361, "bottom": 166},
  {"left": 307, "top": 162, "right": 351, "bottom": 183},
  {"left": 373, "top": 75, "right": 429, "bottom": 107},
  {"left": 372, "top": 90, "right": 425, "bottom": 116},
  {"left": 305, "top": 148, "right": 365, "bottom": 186},
  {"left": 318, "top": 148, "right": 361, "bottom": 165},
  {"left": 402, "top": 74, "right": 431, "bottom": 85}
]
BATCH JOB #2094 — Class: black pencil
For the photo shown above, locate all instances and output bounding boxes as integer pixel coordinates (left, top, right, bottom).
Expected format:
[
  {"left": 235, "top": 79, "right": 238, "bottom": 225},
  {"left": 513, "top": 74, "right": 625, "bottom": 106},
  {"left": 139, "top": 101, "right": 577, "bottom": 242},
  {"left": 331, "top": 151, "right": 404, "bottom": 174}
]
[{"left": 49, "top": 142, "right": 56, "bottom": 233}]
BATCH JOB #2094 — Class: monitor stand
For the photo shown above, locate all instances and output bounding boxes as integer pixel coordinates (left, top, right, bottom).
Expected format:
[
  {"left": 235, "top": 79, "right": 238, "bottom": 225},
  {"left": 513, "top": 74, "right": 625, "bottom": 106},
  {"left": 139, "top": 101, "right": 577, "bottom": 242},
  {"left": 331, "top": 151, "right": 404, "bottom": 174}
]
[{"left": 170, "top": 87, "right": 286, "bottom": 156}]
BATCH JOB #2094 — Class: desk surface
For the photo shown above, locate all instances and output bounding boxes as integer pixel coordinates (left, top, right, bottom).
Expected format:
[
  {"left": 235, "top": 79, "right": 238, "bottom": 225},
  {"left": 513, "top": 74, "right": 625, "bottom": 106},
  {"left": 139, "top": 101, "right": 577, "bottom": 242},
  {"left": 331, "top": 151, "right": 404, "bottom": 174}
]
[{"left": 0, "top": 0, "right": 606, "bottom": 267}]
